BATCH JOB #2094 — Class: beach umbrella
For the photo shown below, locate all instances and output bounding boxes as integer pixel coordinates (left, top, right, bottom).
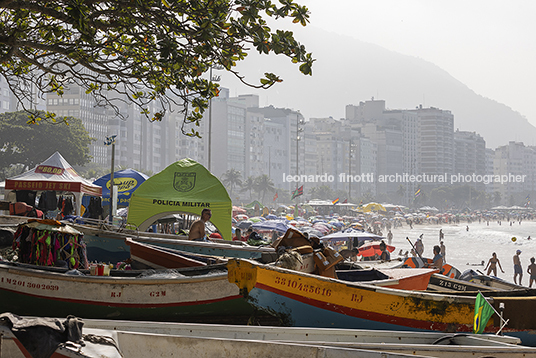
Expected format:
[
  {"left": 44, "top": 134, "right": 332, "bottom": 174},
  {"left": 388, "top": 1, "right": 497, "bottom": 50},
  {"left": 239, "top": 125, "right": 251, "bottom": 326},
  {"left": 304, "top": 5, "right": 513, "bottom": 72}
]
[
  {"left": 251, "top": 220, "right": 290, "bottom": 234},
  {"left": 232, "top": 206, "right": 247, "bottom": 214},
  {"left": 301, "top": 227, "right": 323, "bottom": 237},
  {"left": 358, "top": 242, "right": 395, "bottom": 258},
  {"left": 265, "top": 214, "right": 278, "bottom": 220},
  {"left": 321, "top": 231, "right": 384, "bottom": 241},
  {"left": 330, "top": 221, "right": 344, "bottom": 228},
  {"left": 237, "top": 220, "right": 253, "bottom": 230},
  {"left": 235, "top": 214, "right": 249, "bottom": 221}
]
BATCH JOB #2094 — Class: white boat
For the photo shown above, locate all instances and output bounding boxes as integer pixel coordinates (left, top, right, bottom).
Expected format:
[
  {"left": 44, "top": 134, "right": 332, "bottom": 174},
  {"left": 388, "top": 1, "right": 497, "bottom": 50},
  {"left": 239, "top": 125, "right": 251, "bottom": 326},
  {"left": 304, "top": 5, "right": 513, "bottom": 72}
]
[
  {"left": 77, "top": 318, "right": 536, "bottom": 358},
  {"left": 3, "top": 315, "right": 534, "bottom": 358}
]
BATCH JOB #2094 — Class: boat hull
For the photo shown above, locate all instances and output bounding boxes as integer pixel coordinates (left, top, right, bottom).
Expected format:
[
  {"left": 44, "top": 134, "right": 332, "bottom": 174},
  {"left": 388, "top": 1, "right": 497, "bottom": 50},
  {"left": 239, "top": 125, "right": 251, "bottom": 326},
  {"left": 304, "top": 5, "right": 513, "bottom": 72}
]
[
  {"left": 228, "top": 259, "right": 536, "bottom": 346},
  {"left": 75, "top": 224, "right": 277, "bottom": 263},
  {"left": 0, "top": 262, "right": 253, "bottom": 322}
]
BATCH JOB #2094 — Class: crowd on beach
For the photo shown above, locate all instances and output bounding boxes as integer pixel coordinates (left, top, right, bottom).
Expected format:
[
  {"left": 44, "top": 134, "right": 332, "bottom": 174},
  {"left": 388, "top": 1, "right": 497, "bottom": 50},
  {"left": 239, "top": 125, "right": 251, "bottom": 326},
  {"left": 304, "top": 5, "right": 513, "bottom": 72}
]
[{"left": 225, "top": 205, "right": 536, "bottom": 286}]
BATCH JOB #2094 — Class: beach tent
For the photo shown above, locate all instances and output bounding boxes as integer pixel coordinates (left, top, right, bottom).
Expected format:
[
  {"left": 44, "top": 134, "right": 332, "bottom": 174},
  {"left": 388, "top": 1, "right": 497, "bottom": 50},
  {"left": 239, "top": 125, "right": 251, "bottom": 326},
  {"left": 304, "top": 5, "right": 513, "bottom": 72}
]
[
  {"left": 362, "top": 202, "right": 386, "bottom": 212},
  {"left": 82, "top": 169, "right": 148, "bottom": 209},
  {"left": 127, "top": 158, "right": 232, "bottom": 240},
  {"left": 244, "top": 200, "right": 265, "bottom": 209},
  {"left": 4, "top": 151, "right": 102, "bottom": 215}
]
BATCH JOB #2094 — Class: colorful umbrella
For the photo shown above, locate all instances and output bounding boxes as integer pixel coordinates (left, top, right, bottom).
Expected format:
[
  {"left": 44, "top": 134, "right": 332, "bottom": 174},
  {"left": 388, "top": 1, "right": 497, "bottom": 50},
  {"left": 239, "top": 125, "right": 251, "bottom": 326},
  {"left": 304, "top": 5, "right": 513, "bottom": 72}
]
[{"left": 358, "top": 242, "right": 395, "bottom": 258}]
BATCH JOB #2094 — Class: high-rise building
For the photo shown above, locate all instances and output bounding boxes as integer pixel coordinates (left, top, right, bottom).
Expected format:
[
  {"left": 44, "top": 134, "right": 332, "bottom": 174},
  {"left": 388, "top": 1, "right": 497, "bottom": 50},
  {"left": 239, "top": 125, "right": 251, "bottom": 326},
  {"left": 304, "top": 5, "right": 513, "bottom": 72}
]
[{"left": 453, "top": 130, "right": 486, "bottom": 190}]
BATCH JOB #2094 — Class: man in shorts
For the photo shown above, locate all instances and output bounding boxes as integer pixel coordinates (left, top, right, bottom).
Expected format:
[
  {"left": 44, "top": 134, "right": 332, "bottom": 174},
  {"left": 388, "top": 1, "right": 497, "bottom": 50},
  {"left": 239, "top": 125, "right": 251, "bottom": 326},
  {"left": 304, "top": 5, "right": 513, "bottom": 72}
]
[{"left": 513, "top": 249, "right": 523, "bottom": 285}]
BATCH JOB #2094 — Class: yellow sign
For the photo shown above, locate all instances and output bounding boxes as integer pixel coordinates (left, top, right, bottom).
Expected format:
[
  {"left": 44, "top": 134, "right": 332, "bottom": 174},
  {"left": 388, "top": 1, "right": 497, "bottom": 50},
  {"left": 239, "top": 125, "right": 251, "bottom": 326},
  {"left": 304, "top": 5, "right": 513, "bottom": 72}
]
[{"left": 107, "top": 177, "right": 138, "bottom": 192}]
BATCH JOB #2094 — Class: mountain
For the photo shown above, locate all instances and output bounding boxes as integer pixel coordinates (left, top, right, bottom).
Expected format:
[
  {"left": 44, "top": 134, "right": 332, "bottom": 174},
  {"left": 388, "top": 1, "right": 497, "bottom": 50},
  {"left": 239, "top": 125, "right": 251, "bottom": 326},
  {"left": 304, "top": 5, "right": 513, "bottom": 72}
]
[{"left": 218, "top": 26, "right": 536, "bottom": 149}]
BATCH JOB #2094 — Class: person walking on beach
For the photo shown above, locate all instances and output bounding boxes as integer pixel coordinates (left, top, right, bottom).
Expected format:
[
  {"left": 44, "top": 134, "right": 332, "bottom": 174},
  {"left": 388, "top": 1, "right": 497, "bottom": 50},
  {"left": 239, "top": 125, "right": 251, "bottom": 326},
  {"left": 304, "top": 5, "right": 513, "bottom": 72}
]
[
  {"left": 513, "top": 249, "right": 523, "bottom": 285},
  {"left": 485, "top": 252, "right": 504, "bottom": 276},
  {"left": 387, "top": 230, "right": 393, "bottom": 245},
  {"left": 440, "top": 241, "right": 446, "bottom": 262},
  {"left": 439, "top": 229, "right": 444, "bottom": 241},
  {"left": 527, "top": 257, "right": 536, "bottom": 288}
]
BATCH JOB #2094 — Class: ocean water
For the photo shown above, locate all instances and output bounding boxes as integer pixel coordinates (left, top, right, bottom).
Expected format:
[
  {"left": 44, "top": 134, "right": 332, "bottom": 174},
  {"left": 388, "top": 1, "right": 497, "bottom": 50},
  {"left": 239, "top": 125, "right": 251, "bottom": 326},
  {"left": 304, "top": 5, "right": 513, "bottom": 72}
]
[{"left": 390, "top": 220, "right": 536, "bottom": 286}]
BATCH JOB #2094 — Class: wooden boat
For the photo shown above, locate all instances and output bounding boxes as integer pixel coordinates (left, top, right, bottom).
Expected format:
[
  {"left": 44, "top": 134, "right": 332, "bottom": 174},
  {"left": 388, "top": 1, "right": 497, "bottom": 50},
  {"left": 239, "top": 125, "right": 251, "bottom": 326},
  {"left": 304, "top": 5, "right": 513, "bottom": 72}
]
[
  {"left": 459, "top": 269, "right": 525, "bottom": 291},
  {"left": 336, "top": 267, "right": 438, "bottom": 291},
  {"left": 0, "top": 260, "right": 255, "bottom": 323},
  {"left": 5, "top": 314, "right": 533, "bottom": 358},
  {"left": 78, "top": 318, "right": 535, "bottom": 358},
  {"left": 403, "top": 256, "right": 461, "bottom": 279},
  {"left": 70, "top": 222, "right": 277, "bottom": 263},
  {"left": 427, "top": 273, "right": 511, "bottom": 293},
  {"left": 124, "top": 237, "right": 226, "bottom": 269},
  {"left": 0, "top": 319, "right": 433, "bottom": 358},
  {"left": 227, "top": 258, "right": 536, "bottom": 346}
]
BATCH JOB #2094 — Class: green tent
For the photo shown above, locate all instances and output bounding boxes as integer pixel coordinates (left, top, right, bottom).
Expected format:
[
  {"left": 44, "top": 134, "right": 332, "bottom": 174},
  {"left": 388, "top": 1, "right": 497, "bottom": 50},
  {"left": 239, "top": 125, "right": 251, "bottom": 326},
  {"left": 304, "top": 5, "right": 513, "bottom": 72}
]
[
  {"left": 127, "top": 158, "right": 232, "bottom": 240},
  {"left": 244, "top": 200, "right": 265, "bottom": 209}
]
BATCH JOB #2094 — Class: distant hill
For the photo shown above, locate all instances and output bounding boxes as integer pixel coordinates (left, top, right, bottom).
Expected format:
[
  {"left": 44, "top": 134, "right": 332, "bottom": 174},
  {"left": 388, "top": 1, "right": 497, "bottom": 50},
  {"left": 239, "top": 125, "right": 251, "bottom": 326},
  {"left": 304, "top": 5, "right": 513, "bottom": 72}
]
[{"left": 218, "top": 26, "right": 536, "bottom": 149}]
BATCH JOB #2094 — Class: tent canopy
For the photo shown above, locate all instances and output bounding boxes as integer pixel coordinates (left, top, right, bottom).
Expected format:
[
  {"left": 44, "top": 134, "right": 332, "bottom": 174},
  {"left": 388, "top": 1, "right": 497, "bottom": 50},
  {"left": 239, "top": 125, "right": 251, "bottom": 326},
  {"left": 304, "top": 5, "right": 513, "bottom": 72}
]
[
  {"left": 4, "top": 151, "right": 101, "bottom": 215},
  {"left": 83, "top": 168, "right": 148, "bottom": 208},
  {"left": 127, "top": 158, "right": 232, "bottom": 240}
]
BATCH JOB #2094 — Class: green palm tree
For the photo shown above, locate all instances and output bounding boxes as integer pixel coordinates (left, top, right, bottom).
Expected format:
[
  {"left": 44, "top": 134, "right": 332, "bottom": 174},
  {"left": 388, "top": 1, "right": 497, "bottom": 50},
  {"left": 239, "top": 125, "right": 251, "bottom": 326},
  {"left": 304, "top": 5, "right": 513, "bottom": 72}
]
[
  {"left": 254, "top": 174, "right": 275, "bottom": 204},
  {"left": 241, "top": 176, "right": 256, "bottom": 201},
  {"left": 221, "top": 168, "right": 243, "bottom": 197}
]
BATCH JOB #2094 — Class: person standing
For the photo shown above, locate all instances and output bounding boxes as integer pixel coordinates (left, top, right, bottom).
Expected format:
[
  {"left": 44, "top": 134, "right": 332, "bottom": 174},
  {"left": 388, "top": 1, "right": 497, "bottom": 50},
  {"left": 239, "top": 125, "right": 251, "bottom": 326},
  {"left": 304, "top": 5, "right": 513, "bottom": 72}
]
[
  {"left": 439, "top": 229, "right": 444, "bottom": 241},
  {"left": 440, "top": 241, "right": 446, "bottom": 262},
  {"left": 415, "top": 235, "right": 424, "bottom": 257},
  {"left": 527, "top": 257, "right": 536, "bottom": 288},
  {"left": 387, "top": 230, "right": 393, "bottom": 245},
  {"left": 233, "top": 228, "right": 242, "bottom": 241},
  {"left": 513, "top": 249, "right": 523, "bottom": 285},
  {"left": 485, "top": 252, "right": 504, "bottom": 276}
]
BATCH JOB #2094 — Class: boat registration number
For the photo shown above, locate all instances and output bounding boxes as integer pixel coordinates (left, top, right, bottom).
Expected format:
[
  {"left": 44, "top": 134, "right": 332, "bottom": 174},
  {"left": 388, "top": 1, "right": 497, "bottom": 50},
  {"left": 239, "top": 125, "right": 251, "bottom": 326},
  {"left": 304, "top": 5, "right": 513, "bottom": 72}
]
[
  {"left": 1, "top": 277, "right": 59, "bottom": 291},
  {"left": 437, "top": 279, "right": 467, "bottom": 291},
  {"left": 274, "top": 276, "right": 332, "bottom": 297}
]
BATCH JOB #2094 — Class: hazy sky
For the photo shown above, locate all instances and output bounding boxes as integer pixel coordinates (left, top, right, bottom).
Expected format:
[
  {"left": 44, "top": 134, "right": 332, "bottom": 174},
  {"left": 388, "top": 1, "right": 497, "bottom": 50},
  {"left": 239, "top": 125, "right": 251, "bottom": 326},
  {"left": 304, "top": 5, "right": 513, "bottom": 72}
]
[{"left": 305, "top": 0, "right": 536, "bottom": 125}]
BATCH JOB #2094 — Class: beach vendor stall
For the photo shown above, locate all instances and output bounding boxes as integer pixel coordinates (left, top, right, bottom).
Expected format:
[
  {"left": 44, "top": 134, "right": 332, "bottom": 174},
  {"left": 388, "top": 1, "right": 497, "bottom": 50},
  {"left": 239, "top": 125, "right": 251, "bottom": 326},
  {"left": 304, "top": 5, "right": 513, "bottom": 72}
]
[
  {"left": 4, "top": 152, "right": 102, "bottom": 218},
  {"left": 127, "top": 158, "right": 232, "bottom": 240},
  {"left": 12, "top": 219, "right": 88, "bottom": 269}
]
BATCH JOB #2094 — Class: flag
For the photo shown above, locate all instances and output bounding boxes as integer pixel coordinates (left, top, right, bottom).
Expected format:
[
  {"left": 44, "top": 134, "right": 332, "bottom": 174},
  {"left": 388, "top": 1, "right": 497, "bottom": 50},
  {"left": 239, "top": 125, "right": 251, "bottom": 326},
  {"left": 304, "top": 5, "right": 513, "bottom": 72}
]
[
  {"left": 526, "top": 194, "right": 530, "bottom": 207},
  {"left": 291, "top": 185, "right": 303, "bottom": 200},
  {"left": 359, "top": 200, "right": 363, "bottom": 207},
  {"left": 473, "top": 292, "right": 494, "bottom": 334},
  {"left": 104, "top": 135, "right": 117, "bottom": 146},
  {"left": 273, "top": 192, "right": 278, "bottom": 201},
  {"left": 343, "top": 199, "right": 348, "bottom": 204},
  {"left": 414, "top": 188, "right": 421, "bottom": 199},
  {"left": 332, "top": 198, "right": 340, "bottom": 205}
]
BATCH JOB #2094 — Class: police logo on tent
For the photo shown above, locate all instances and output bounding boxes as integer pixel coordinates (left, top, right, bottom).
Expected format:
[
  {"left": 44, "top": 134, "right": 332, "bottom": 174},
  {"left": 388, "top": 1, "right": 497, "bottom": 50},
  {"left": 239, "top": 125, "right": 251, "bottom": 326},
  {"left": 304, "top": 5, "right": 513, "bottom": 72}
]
[{"left": 173, "top": 172, "right": 196, "bottom": 192}]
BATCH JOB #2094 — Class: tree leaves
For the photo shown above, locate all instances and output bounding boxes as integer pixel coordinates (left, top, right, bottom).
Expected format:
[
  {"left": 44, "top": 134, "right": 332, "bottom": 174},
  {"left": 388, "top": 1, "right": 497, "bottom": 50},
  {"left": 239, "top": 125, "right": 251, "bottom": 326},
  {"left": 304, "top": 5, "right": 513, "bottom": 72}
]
[
  {"left": 0, "top": 0, "right": 315, "bottom": 136},
  {"left": 0, "top": 111, "right": 93, "bottom": 180}
]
